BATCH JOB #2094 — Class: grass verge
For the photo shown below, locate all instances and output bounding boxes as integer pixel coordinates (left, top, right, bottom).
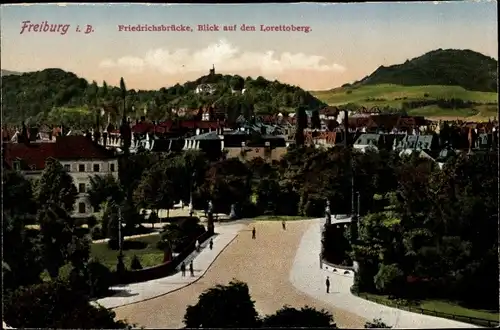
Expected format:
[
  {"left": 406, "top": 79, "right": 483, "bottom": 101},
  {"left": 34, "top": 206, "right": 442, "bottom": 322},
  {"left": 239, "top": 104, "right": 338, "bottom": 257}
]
[
  {"left": 253, "top": 215, "right": 314, "bottom": 221},
  {"left": 90, "top": 235, "right": 164, "bottom": 271},
  {"left": 358, "top": 292, "right": 499, "bottom": 327}
]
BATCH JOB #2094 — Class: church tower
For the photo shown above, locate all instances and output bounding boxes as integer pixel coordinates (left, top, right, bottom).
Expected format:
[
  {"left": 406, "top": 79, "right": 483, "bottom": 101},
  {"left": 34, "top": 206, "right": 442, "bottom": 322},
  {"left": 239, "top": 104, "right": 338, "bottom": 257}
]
[{"left": 209, "top": 64, "right": 215, "bottom": 76}]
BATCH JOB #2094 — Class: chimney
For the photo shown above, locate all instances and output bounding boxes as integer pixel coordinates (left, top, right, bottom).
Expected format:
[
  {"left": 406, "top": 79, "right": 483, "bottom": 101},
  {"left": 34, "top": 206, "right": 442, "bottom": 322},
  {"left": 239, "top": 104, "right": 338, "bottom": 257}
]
[{"left": 343, "top": 110, "right": 349, "bottom": 147}]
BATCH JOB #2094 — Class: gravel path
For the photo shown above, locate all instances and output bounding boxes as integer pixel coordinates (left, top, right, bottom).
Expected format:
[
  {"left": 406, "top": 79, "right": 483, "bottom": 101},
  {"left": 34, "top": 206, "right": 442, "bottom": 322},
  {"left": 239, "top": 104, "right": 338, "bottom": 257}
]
[{"left": 113, "top": 220, "right": 366, "bottom": 328}]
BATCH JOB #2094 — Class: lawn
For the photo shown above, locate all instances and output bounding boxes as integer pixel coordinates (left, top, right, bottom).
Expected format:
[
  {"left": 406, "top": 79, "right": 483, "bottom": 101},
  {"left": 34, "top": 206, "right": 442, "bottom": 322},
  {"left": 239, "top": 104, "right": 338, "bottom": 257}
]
[
  {"left": 407, "top": 105, "right": 479, "bottom": 118},
  {"left": 359, "top": 292, "right": 499, "bottom": 327},
  {"left": 253, "top": 215, "right": 314, "bottom": 221},
  {"left": 90, "top": 234, "right": 164, "bottom": 271},
  {"left": 311, "top": 84, "right": 498, "bottom": 106}
]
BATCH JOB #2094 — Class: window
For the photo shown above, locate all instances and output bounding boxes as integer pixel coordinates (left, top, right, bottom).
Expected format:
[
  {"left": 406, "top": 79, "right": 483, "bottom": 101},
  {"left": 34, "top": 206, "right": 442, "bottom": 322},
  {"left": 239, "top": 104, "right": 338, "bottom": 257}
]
[
  {"left": 78, "top": 164, "right": 85, "bottom": 172},
  {"left": 93, "top": 164, "right": 100, "bottom": 172},
  {"left": 64, "top": 164, "right": 71, "bottom": 172},
  {"left": 13, "top": 161, "right": 21, "bottom": 171},
  {"left": 78, "top": 183, "right": 86, "bottom": 193},
  {"left": 110, "top": 163, "right": 116, "bottom": 172},
  {"left": 78, "top": 202, "right": 86, "bottom": 214}
]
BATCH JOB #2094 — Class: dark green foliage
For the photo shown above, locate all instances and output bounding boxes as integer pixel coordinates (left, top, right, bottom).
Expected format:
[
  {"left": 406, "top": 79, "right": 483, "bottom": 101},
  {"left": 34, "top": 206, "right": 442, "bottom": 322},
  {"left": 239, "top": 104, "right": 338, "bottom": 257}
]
[
  {"left": 158, "top": 217, "right": 206, "bottom": 253},
  {"left": 294, "top": 106, "right": 307, "bottom": 146},
  {"left": 130, "top": 255, "right": 143, "bottom": 270},
  {"left": 356, "top": 49, "right": 497, "bottom": 92},
  {"left": 348, "top": 151, "right": 498, "bottom": 310},
  {"left": 36, "top": 158, "right": 77, "bottom": 213},
  {"left": 87, "top": 259, "right": 113, "bottom": 297},
  {"left": 3, "top": 280, "right": 130, "bottom": 329},
  {"left": 311, "top": 109, "right": 321, "bottom": 129},
  {"left": 1, "top": 68, "right": 326, "bottom": 125},
  {"left": 262, "top": 305, "right": 336, "bottom": 327},
  {"left": 365, "top": 318, "right": 392, "bottom": 328},
  {"left": 201, "top": 157, "right": 253, "bottom": 214},
  {"left": 183, "top": 280, "right": 260, "bottom": 328}
]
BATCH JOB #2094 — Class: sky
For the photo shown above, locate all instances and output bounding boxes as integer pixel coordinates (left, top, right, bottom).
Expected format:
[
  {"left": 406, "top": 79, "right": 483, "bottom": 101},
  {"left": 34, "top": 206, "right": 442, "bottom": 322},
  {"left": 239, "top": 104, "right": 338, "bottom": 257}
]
[{"left": 1, "top": 2, "right": 497, "bottom": 91}]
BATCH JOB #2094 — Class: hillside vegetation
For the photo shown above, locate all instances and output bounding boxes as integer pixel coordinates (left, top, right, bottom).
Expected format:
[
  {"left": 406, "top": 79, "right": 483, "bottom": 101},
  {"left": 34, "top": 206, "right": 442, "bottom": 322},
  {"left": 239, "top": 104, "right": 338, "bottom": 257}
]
[
  {"left": 312, "top": 49, "right": 498, "bottom": 121},
  {"left": 352, "top": 49, "right": 498, "bottom": 92},
  {"left": 1, "top": 68, "right": 325, "bottom": 126}
]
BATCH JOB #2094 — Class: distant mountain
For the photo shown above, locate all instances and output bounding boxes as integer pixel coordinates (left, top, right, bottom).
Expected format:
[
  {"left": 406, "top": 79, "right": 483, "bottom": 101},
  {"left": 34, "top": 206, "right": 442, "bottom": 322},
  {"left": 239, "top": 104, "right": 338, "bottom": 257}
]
[
  {"left": 1, "top": 68, "right": 325, "bottom": 125},
  {"left": 352, "top": 49, "right": 498, "bottom": 92},
  {"left": 1, "top": 69, "right": 22, "bottom": 76}
]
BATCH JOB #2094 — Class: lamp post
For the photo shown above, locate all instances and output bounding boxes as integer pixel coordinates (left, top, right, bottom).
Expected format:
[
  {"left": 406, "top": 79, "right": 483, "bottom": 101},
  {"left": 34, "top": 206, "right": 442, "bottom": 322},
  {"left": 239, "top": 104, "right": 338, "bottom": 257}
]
[
  {"left": 116, "top": 203, "right": 125, "bottom": 275},
  {"left": 189, "top": 171, "right": 195, "bottom": 217}
]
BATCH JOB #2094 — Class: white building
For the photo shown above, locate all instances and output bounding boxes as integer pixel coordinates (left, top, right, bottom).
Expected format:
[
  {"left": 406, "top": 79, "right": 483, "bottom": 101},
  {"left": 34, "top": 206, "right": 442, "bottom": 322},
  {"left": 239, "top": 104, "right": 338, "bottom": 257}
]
[{"left": 4, "top": 135, "right": 118, "bottom": 218}]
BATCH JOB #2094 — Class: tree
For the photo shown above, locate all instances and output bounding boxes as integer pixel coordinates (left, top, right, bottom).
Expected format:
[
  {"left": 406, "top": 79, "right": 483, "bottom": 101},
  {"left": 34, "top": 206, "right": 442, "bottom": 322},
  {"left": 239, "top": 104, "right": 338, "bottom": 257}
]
[
  {"left": 3, "top": 212, "right": 44, "bottom": 290},
  {"left": 36, "top": 158, "right": 77, "bottom": 213},
  {"left": 3, "top": 280, "right": 131, "bottom": 329},
  {"left": 36, "top": 159, "right": 85, "bottom": 279},
  {"left": 262, "top": 305, "right": 336, "bottom": 327},
  {"left": 133, "top": 162, "right": 175, "bottom": 216},
  {"left": 229, "top": 75, "right": 245, "bottom": 91},
  {"left": 295, "top": 106, "right": 307, "bottom": 146},
  {"left": 37, "top": 204, "right": 84, "bottom": 279},
  {"left": 202, "top": 158, "right": 252, "bottom": 214},
  {"left": 88, "top": 174, "right": 124, "bottom": 211},
  {"left": 3, "top": 170, "right": 37, "bottom": 216},
  {"left": 311, "top": 109, "right": 321, "bottom": 129},
  {"left": 183, "top": 280, "right": 260, "bottom": 328}
]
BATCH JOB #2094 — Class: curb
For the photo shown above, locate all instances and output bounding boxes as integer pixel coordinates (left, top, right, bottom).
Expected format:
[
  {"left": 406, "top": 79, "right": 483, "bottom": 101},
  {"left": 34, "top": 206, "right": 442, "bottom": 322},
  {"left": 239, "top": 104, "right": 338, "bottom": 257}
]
[
  {"left": 92, "top": 231, "right": 159, "bottom": 244},
  {"left": 100, "top": 231, "right": 242, "bottom": 310}
]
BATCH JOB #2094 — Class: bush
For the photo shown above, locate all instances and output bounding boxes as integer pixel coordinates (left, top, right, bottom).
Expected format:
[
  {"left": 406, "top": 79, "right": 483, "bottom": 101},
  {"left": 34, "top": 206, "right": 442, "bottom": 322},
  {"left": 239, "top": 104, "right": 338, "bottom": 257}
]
[
  {"left": 365, "top": 318, "right": 391, "bottom": 328},
  {"left": 374, "top": 263, "right": 405, "bottom": 296},
  {"left": 87, "top": 260, "right": 113, "bottom": 298},
  {"left": 91, "top": 225, "right": 105, "bottom": 240},
  {"left": 263, "top": 305, "right": 335, "bottom": 327},
  {"left": 130, "top": 255, "right": 143, "bottom": 270},
  {"left": 107, "top": 238, "right": 119, "bottom": 250},
  {"left": 3, "top": 280, "right": 129, "bottom": 328},
  {"left": 87, "top": 216, "right": 98, "bottom": 228}
]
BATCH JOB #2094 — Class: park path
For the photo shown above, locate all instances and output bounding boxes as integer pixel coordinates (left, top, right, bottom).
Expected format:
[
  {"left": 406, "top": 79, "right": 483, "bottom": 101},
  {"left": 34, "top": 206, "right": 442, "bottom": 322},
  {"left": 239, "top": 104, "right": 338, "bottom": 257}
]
[
  {"left": 289, "top": 219, "right": 478, "bottom": 329},
  {"left": 94, "top": 222, "right": 246, "bottom": 309},
  {"left": 112, "top": 220, "right": 366, "bottom": 329}
]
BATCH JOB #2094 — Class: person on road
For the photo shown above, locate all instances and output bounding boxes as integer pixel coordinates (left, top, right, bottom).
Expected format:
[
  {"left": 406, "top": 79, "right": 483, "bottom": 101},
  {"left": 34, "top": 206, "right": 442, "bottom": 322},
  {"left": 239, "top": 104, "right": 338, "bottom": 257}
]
[
  {"left": 252, "top": 227, "right": 256, "bottom": 239},
  {"left": 282, "top": 220, "right": 286, "bottom": 230},
  {"left": 209, "top": 239, "right": 213, "bottom": 250},
  {"left": 180, "top": 262, "right": 186, "bottom": 277},
  {"left": 189, "top": 261, "right": 194, "bottom": 277},
  {"left": 326, "top": 276, "right": 330, "bottom": 293}
]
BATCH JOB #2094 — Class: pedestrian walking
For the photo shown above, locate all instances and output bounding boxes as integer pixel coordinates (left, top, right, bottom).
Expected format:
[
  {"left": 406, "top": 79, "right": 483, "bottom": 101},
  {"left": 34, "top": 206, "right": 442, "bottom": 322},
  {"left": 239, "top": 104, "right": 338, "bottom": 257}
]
[
  {"left": 282, "top": 220, "right": 286, "bottom": 230},
  {"left": 326, "top": 276, "right": 330, "bottom": 293},
  {"left": 209, "top": 239, "right": 213, "bottom": 250},
  {"left": 180, "top": 262, "right": 186, "bottom": 277},
  {"left": 252, "top": 227, "right": 256, "bottom": 239},
  {"left": 189, "top": 261, "right": 194, "bottom": 277}
]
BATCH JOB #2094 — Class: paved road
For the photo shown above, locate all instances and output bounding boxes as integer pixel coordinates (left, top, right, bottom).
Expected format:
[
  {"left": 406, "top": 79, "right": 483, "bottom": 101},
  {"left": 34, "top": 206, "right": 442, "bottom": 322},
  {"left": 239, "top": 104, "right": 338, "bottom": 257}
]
[
  {"left": 112, "top": 220, "right": 366, "bottom": 328},
  {"left": 105, "top": 218, "right": 477, "bottom": 329},
  {"left": 289, "top": 219, "right": 478, "bottom": 329}
]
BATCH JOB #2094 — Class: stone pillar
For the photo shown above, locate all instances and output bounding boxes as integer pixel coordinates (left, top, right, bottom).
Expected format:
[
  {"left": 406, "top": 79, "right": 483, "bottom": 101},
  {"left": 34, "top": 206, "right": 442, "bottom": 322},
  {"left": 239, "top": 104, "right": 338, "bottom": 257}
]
[{"left": 207, "top": 200, "right": 214, "bottom": 234}]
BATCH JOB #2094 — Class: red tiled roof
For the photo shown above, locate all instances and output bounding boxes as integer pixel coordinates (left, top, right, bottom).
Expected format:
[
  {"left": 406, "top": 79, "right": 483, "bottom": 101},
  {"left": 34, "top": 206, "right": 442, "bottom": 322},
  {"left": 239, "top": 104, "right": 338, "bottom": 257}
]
[{"left": 4, "top": 136, "right": 115, "bottom": 171}]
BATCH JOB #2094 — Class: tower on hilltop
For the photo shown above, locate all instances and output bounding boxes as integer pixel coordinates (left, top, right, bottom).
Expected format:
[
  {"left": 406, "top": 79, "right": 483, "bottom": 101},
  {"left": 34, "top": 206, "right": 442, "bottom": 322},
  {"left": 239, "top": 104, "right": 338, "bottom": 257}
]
[{"left": 209, "top": 64, "right": 215, "bottom": 76}]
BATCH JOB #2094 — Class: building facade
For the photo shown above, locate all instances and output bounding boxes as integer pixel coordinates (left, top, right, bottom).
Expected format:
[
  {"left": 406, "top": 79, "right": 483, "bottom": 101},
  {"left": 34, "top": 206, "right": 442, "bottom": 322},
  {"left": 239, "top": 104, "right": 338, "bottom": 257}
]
[{"left": 4, "top": 135, "right": 118, "bottom": 218}]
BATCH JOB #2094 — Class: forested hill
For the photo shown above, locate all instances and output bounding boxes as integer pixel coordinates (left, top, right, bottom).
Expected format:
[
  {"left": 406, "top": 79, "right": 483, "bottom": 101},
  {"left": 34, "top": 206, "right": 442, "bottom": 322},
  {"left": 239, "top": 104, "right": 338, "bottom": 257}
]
[
  {"left": 350, "top": 49, "right": 498, "bottom": 92},
  {"left": 1, "top": 68, "right": 325, "bottom": 125}
]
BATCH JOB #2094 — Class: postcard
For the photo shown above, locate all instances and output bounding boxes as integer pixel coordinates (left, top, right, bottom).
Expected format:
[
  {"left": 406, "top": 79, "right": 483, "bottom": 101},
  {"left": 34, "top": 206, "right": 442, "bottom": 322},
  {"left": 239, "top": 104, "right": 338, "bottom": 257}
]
[{"left": 1, "top": 2, "right": 498, "bottom": 330}]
